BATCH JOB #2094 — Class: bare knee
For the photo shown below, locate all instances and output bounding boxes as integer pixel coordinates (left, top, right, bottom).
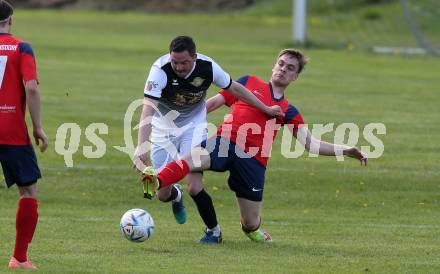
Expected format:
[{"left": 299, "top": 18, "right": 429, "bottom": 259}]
[{"left": 18, "top": 183, "right": 38, "bottom": 199}]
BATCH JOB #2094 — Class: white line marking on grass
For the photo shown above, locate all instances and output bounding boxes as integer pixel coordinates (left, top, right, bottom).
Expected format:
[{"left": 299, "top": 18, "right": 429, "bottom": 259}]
[
  {"left": 265, "top": 220, "right": 440, "bottom": 229},
  {"left": 267, "top": 166, "right": 440, "bottom": 176},
  {"left": 42, "top": 164, "right": 130, "bottom": 171}
]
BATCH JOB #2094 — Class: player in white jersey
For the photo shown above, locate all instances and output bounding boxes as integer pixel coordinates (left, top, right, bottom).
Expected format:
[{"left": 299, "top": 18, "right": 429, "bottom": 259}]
[{"left": 134, "top": 36, "right": 282, "bottom": 243}]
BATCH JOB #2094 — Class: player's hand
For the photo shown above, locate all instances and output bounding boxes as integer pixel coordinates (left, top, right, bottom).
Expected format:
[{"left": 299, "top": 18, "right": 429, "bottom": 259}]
[
  {"left": 132, "top": 147, "right": 150, "bottom": 173},
  {"left": 33, "top": 128, "right": 48, "bottom": 152},
  {"left": 344, "top": 147, "right": 368, "bottom": 166},
  {"left": 265, "top": 105, "right": 285, "bottom": 118}
]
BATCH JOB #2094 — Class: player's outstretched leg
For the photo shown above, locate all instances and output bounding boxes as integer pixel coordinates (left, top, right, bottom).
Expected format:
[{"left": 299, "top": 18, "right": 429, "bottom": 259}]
[{"left": 238, "top": 198, "right": 272, "bottom": 243}]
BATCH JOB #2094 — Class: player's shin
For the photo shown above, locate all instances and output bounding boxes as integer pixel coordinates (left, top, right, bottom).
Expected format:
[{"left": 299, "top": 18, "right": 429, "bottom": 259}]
[
  {"left": 13, "top": 198, "right": 38, "bottom": 262},
  {"left": 191, "top": 189, "right": 219, "bottom": 230},
  {"left": 157, "top": 160, "right": 190, "bottom": 188}
]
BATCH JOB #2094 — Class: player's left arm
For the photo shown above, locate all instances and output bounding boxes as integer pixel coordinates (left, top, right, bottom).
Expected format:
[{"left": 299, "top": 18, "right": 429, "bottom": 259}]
[
  {"left": 25, "top": 80, "right": 48, "bottom": 152},
  {"left": 206, "top": 94, "right": 226, "bottom": 113},
  {"left": 20, "top": 42, "right": 48, "bottom": 152},
  {"left": 293, "top": 126, "right": 367, "bottom": 165}
]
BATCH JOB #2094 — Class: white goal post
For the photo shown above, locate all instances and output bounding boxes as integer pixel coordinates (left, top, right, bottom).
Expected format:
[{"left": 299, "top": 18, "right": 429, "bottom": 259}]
[
  {"left": 291, "top": 0, "right": 438, "bottom": 55},
  {"left": 293, "top": 0, "right": 307, "bottom": 45}
]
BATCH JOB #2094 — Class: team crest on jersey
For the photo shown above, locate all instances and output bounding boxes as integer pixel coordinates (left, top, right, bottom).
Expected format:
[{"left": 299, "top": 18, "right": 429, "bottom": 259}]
[{"left": 190, "top": 77, "right": 204, "bottom": 87}]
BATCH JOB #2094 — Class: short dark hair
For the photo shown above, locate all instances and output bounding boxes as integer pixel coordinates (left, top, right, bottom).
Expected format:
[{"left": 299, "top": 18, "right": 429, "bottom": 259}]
[
  {"left": 278, "top": 48, "right": 308, "bottom": 74},
  {"left": 169, "top": 36, "right": 196, "bottom": 56},
  {"left": 0, "top": 0, "right": 13, "bottom": 22}
]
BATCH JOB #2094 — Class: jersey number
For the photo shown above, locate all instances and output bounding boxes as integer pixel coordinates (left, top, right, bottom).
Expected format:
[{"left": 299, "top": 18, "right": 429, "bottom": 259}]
[{"left": 0, "top": 55, "right": 8, "bottom": 90}]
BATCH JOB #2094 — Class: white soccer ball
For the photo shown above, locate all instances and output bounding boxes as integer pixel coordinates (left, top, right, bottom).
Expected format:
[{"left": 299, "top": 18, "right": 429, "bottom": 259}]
[{"left": 119, "top": 208, "right": 154, "bottom": 242}]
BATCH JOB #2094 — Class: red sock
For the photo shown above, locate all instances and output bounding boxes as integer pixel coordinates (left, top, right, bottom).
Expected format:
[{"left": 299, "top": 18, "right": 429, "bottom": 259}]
[
  {"left": 157, "top": 160, "right": 190, "bottom": 188},
  {"left": 13, "top": 198, "right": 39, "bottom": 262}
]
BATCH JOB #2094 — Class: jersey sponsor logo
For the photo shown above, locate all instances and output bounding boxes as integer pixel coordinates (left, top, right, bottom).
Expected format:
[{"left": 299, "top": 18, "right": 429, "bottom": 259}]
[
  {"left": 172, "top": 90, "right": 205, "bottom": 106},
  {"left": 0, "top": 104, "right": 16, "bottom": 113},
  {"left": 0, "top": 45, "right": 17, "bottom": 51},
  {"left": 190, "top": 77, "right": 204, "bottom": 87},
  {"left": 174, "top": 94, "right": 186, "bottom": 105},
  {"left": 146, "top": 81, "right": 158, "bottom": 91},
  {"left": 251, "top": 187, "right": 263, "bottom": 192}
]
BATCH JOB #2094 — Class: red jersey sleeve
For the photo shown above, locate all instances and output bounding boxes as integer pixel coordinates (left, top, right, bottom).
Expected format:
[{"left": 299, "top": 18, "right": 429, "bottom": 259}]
[
  {"left": 218, "top": 75, "right": 250, "bottom": 107},
  {"left": 219, "top": 89, "right": 237, "bottom": 107},
  {"left": 284, "top": 104, "right": 304, "bottom": 129},
  {"left": 19, "top": 42, "right": 38, "bottom": 82}
]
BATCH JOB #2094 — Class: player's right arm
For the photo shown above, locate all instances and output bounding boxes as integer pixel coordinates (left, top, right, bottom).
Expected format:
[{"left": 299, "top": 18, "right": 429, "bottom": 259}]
[
  {"left": 25, "top": 80, "right": 48, "bottom": 152},
  {"left": 134, "top": 98, "right": 158, "bottom": 171},
  {"left": 134, "top": 64, "right": 166, "bottom": 171}
]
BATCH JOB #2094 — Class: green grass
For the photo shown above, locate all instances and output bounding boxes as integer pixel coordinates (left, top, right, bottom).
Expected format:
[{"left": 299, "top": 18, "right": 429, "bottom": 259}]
[
  {"left": 0, "top": 8, "right": 439, "bottom": 273},
  {"left": 247, "top": 0, "right": 440, "bottom": 50}
]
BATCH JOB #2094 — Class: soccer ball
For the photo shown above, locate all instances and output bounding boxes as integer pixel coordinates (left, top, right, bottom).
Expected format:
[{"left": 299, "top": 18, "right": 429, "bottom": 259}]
[{"left": 119, "top": 208, "right": 154, "bottom": 242}]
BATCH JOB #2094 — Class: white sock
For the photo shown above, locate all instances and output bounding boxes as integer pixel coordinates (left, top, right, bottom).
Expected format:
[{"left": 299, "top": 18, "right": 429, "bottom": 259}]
[
  {"left": 172, "top": 185, "right": 182, "bottom": 203},
  {"left": 207, "top": 225, "right": 221, "bottom": 237}
]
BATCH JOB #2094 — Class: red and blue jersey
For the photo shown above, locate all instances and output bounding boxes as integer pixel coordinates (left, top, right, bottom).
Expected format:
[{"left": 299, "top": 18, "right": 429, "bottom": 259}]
[
  {"left": 218, "top": 75, "right": 304, "bottom": 167},
  {"left": 0, "top": 33, "right": 38, "bottom": 145}
]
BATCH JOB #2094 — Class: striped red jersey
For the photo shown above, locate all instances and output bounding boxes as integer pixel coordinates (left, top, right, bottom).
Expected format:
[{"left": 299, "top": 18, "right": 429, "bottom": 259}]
[{"left": 218, "top": 75, "right": 304, "bottom": 167}]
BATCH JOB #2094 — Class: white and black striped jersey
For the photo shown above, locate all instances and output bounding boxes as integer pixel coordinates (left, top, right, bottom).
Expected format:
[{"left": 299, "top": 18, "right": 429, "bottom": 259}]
[{"left": 144, "top": 53, "right": 232, "bottom": 129}]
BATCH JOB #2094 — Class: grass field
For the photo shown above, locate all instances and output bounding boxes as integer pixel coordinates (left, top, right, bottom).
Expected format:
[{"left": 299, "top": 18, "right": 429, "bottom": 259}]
[{"left": 0, "top": 6, "right": 440, "bottom": 274}]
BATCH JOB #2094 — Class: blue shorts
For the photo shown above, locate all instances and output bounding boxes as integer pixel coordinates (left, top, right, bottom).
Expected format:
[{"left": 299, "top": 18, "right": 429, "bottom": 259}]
[
  {"left": 200, "top": 137, "right": 266, "bottom": 202},
  {"left": 0, "top": 145, "right": 41, "bottom": 188}
]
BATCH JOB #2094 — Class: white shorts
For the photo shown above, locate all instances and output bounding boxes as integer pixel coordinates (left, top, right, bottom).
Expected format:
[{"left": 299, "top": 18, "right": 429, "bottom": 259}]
[{"left": 150, "top": 123, "right": 207, "bottom": 171}]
